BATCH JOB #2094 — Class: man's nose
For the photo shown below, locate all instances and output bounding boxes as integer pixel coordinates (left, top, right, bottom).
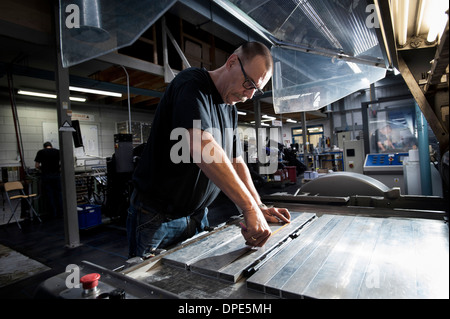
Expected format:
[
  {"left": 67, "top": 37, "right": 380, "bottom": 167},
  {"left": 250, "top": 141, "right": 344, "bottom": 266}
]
[{"left": 244, "top": 88, "right": 256, "bottom": 99}]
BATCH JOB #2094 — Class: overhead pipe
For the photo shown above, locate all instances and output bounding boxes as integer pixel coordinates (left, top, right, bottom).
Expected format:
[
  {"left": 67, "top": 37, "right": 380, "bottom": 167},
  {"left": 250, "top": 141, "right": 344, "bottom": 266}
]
[
  {"left": 120, "top": 65, "right": 132, "bottom": 134},
  {"left": 6, "top": 69, "right": 26, "bottom": 180},
  {"left": 69, "top": 0, "right": 110, "bottom": 42},
  {"left": 301, "top": 112, "right": 308, "bottom": 168}
]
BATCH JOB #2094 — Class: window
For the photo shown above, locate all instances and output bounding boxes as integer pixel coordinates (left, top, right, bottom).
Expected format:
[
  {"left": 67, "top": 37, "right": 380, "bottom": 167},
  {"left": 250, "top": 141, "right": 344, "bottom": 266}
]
[
  {"left": 116, "top": 121, "right": 152, "bottom": 145},
  {"left": 292, "top": 125, "right": 324, "bottom": 152},
  {"left": 368, "top": 103, "right": 417, "bottom": 154}
]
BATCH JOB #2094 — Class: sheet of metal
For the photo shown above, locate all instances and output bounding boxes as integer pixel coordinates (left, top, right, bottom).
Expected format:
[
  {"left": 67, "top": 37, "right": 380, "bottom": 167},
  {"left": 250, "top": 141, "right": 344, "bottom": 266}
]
[
  {"left": 188, "top": 239, "right": 252, "bottom": 280},
  {"left": 275, "top": 215, "right": 355, "bottom": 298},
  {"left": 300, "top": 216, "right": 384, "bottom": 298},
  {"left": 162, "top": 222, "right": 243, "bottom": 269},
  {"left": 357, "top": 218, "right": 420, "bottom": 298},
  {"left": 246, "top": 214, "right": 344, "bottom": 295},
  {"left": 357, "top": 217, "right": 449, "bottom": 299},
  {"left": 122, "top": 208, "right": 448, "bottom": 299},
  {"left": 411, "top": 219, "right": 449, "bottom": 298},
  {"left": 162, "top": 212, "right": 316, "bottom": 282},
  {"left": 247, "top": 215, "right": 449, "bottom": 299}
]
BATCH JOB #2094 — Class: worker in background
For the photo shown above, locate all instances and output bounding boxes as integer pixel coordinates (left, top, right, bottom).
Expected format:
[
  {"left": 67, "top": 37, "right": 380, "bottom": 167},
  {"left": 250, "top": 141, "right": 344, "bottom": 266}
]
[
  {"left": 34, "top": 142, "right": 62, "bottom": 218},
  {"left": 375, "top": 124, "right": 395, "bottom": 152},
  {"left": 128, "top": 42, "right": 290, "bottom": 258}
]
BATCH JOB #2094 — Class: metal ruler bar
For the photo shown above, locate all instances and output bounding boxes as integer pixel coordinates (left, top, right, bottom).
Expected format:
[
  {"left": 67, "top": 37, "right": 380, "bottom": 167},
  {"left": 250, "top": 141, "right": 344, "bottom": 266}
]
[
  {"left": 219, "top": 213, "right": 317, "bottom": 282},
  {"left": 241, "top": 214, "right": 317, "bottom": 278}
]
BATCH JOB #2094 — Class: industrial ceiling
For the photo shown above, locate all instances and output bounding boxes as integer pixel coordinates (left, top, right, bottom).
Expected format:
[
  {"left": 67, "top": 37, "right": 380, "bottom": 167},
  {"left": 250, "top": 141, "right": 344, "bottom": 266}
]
[{"left": 0, "top": 0, "right": 448, "bottom": 132}]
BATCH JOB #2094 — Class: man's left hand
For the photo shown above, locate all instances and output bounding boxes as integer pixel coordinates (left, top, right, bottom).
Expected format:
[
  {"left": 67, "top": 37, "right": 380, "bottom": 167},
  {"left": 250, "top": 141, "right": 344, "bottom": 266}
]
[{"left": 260, "top": 205, "right": 291, "bottom": 224}]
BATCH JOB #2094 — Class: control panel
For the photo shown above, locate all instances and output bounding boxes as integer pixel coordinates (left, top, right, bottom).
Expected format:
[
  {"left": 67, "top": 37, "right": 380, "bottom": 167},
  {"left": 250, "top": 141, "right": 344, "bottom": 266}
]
[{"left": 364, "top": 153, "right": 408, "bottom": 172}]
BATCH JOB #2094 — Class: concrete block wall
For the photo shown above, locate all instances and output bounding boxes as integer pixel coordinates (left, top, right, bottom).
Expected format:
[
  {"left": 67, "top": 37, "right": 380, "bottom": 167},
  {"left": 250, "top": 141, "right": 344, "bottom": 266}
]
[{"left": 0, "top": 97, "right": 154, "bottom": 170}]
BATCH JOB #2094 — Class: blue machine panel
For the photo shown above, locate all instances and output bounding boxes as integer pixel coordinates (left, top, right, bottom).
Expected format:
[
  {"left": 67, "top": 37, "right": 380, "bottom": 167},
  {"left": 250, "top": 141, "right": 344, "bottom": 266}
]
[
  {"left": 364, "top": 153, "right": 409, "bottom": 172},
  {"left": 364, "top": 153, "right": 408, "bottom": 167}
]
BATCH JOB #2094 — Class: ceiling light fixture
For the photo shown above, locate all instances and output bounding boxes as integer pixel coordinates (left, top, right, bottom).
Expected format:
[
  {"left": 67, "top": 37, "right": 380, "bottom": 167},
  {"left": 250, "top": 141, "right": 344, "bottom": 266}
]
[
  {"left": 18, "top": 90, "right": 57, "bottom": 99},
  {"left": 69, "top": 96, "right": 87, "bottom": 102},
  {"left": 426, "top": 2, "right": 448, "bottom": 44},
  {"left": 395, "top": 0, "right": 409, "bottom": 48},
  {"left": 262, "top": 114, "right": 276, "bottom": 120},
  {"left": 69, "top": 86, "right": 122, "bottom": 97},
  {"left": 17, "top": 90, "right": 86, "bottom": 102}
]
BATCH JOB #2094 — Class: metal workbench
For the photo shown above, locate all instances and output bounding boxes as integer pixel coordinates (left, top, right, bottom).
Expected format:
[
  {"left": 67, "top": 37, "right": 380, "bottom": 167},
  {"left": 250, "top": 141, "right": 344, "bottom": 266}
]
[
  {"left": 35, "top": 202, "right": 448, "bottom": 299},
  {"left": 120, "top": 204, "right": 448, "bottom": 299}
]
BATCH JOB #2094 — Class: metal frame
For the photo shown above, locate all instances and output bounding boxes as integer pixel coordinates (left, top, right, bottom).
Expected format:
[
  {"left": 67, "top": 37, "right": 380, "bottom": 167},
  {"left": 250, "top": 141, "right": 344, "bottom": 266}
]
[{"left": 4, "top": 181, "right": 41, "bottom": 229}]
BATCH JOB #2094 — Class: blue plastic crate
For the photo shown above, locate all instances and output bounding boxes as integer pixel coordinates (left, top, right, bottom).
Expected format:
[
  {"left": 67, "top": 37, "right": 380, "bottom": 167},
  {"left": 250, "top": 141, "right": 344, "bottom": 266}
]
[{"left": 77, "top": 204, "right": 102, "bottom": 229}]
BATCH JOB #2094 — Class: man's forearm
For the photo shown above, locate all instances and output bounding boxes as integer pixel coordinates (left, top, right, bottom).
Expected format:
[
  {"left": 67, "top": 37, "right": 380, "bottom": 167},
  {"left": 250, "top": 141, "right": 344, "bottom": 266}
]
[
  {"left": 232, "top": 156, "right": 263, "bottom": 207},
  {"left": 188, "top": 128, "right": 258, "bottom": 212},
  {"left": 187, "top": 128, "right": 288, "bottom": 247}
]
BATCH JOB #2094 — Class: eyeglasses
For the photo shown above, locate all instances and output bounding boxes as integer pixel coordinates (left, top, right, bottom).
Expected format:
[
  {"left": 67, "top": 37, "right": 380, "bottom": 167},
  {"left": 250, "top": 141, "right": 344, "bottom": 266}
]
[{"left": 237, "top": 57, "right": 264, "bottom": 97}]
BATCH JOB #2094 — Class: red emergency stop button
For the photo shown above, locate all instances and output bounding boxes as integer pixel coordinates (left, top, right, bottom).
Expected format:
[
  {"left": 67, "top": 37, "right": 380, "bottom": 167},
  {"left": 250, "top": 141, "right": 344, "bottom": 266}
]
[{"left": 80, "top": 273, "right": 101, "bottom": 290}]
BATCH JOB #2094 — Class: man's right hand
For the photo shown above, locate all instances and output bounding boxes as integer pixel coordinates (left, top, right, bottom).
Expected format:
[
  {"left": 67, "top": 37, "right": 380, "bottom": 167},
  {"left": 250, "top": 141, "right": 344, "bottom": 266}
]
[{"left": 241, "top": 208, "right": 271, "bottom": 247}]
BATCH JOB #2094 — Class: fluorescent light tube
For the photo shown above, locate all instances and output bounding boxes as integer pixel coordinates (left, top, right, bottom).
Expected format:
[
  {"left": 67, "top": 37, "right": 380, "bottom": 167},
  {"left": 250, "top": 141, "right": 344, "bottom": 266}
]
[
  {"left": 69, "top": 96, "right": 87, "bottom": 102},
  {"left": 262, "top": 114, "right": 276, "bottom": 120},
  {"left": 18, "top": 90, "right": 57, "bottom": 99},
  {"left": 69, "top": 86, "right": 122, "bottom": 97},
  {"left": 426, "top": 1, "right": 448, "bottom": 43},
  {"left": 18, "top": 90, "right": 86, "bottom": 102}
]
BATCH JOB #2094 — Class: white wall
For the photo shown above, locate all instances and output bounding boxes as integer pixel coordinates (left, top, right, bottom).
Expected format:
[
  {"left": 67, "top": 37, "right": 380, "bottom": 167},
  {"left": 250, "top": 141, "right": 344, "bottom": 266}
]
[{"left": 0, "top": 97, "right": 154, "bottom": 169}]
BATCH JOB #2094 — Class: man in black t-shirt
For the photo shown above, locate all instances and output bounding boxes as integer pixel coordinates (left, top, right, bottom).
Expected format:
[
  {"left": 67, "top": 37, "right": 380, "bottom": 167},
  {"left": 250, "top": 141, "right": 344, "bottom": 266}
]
[
  {"left": 35, "top": 142, "right": 62, "bottom": 217},
  {"left": 128, "top": 42, "right": 290, "bottom": 257}
]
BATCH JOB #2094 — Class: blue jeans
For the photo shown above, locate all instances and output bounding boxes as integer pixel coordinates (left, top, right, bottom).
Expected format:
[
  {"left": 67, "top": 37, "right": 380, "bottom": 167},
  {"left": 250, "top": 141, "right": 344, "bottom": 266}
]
[{"left": 126, "top": 190, "right": 209, "bottom": 258}]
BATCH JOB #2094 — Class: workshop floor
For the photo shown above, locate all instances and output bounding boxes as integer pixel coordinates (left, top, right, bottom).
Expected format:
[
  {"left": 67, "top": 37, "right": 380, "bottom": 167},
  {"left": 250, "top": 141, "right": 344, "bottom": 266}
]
[{"left": 0, "top": 180, "right": 301, "bottom": 299}]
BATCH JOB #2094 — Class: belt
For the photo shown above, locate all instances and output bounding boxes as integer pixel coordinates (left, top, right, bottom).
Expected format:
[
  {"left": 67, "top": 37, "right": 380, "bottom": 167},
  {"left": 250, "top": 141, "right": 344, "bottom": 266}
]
[{"left": 133, "top": 190, "right": 201, "bottom": 220}]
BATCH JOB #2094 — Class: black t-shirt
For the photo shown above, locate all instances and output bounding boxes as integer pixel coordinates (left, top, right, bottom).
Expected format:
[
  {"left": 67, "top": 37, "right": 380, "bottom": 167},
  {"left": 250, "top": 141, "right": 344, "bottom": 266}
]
[
  {"left": 34, "top": 148, "right": 60, "bottom": 175},
  {"left": 132, "top": 67, "right": 242, "bottom": 217}
]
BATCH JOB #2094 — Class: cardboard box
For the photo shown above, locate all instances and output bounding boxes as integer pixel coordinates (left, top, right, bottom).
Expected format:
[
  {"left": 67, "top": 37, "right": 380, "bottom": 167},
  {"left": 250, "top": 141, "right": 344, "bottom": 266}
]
[{"left": 304, "top": 171, "right": 319, "bottom": 179}]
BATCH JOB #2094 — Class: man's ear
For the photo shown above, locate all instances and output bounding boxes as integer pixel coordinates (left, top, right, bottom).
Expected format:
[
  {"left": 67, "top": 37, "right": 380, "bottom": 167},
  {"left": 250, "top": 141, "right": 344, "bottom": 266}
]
[{"left": 225, "top": 53, "right": 238, "bottom": 70}]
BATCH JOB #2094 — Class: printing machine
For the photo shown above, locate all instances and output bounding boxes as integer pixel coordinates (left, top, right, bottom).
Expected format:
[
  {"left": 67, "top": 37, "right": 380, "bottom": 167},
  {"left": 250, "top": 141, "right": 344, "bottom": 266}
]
[{"left": 36, "top": 172, "right": 449, "bottom": 299}]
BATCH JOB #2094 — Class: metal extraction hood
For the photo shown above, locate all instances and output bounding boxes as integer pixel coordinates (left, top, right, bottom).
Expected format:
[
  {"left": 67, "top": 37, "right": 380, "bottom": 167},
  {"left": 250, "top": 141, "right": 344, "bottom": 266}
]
[
  {"left": 59, "top": 0, "right": 391, "bottom": 112},
  {"left": 59, "top": 0, "right": 177, "bottom": 67},
  {"left": 213, "top": 0, "right": 389, "bottom": 112}
]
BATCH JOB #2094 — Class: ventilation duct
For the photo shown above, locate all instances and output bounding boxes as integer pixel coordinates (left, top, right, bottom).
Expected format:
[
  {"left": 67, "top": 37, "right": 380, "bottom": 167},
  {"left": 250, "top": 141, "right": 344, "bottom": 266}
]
[{"left": 68, "top": 0, "right": 110, "bottom": 43}]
